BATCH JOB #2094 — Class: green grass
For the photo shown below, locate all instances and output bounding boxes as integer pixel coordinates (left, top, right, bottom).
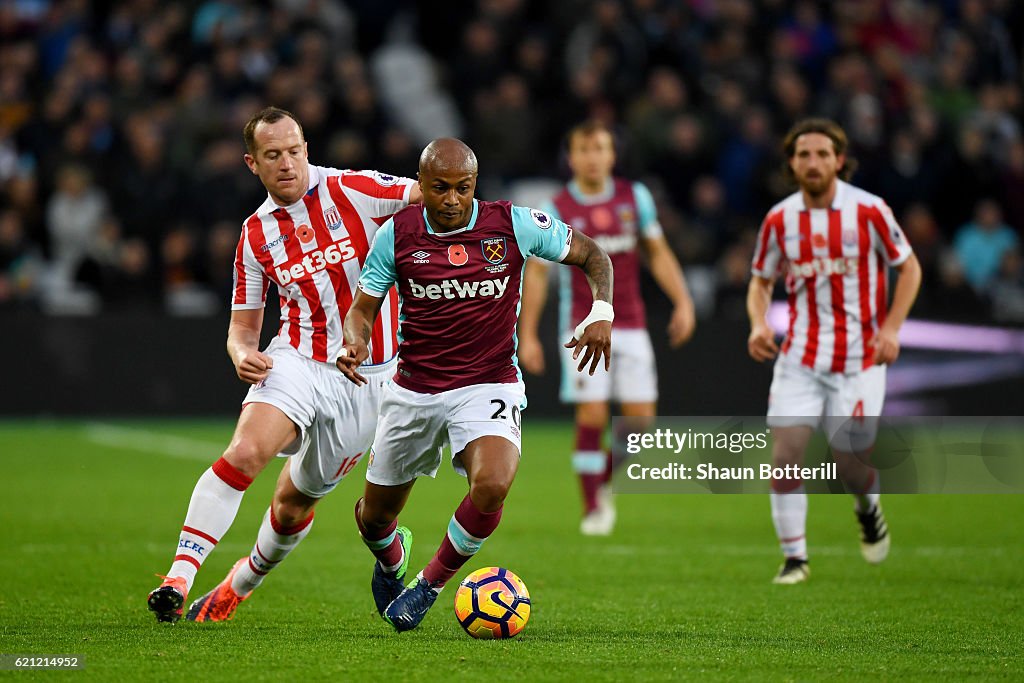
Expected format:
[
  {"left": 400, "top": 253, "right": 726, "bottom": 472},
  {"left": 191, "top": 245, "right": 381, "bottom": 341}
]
[{"left": 1, "top": 419, "right": 1022, "bottom": 681}]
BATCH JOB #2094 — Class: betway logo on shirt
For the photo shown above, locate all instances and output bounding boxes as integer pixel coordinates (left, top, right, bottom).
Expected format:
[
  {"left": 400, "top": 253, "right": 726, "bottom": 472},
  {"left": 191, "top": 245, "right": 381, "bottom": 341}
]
[
  {"left": 788, "top": 256, "right": 860, "bottom": 278},
  {"left": 275, "top": 240, "right": 356, "bottom": 285},
  {"left": 592, "top": 233, "right": 637, "bottom": 254},
  {"left": 407, "top": 276, "right": 510, "bottom": 300}
]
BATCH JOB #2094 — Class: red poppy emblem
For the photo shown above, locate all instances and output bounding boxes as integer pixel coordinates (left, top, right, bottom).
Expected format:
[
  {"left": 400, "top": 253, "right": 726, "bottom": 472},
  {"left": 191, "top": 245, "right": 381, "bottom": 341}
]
[{"left": 448, "top": 244, "right": 468, "bottom": 266}]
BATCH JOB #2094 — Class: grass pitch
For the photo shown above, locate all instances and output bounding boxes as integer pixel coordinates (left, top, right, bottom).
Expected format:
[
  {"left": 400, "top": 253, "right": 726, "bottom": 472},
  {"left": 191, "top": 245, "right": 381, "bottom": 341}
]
[{"left": 1, "top": 419, "right": 1021, "bottom": 681}]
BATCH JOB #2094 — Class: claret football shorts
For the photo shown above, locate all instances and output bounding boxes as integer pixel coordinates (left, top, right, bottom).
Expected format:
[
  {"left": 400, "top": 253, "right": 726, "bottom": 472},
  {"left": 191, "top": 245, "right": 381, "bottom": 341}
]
[
  {"left": 365, "top": 381, "right": 526, "bottom": 487},
  {"left": 766, "top": 356, "right": 886, "bottom": 453},
  {"left": 242, "top": 338, "right": 395, "bottom": 497},
  {"left": 559, "top": 327, "right": 658, "bottom": 404}
]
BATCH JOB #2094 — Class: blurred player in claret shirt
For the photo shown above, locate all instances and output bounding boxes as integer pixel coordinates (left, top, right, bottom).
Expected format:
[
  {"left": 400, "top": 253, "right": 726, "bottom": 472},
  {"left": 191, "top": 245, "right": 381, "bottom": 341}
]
[
  {"left": 747, "top": 118, "right": 921, "bottom": 584},
  {"left": 147, "top": 107, "right": 422, "bottom": 623},
  {"left": 518, "top": 120, "right": 695, "bottom": 535},
  {"left": 337, "top": 138, "right": 614, "bottom": 631}
]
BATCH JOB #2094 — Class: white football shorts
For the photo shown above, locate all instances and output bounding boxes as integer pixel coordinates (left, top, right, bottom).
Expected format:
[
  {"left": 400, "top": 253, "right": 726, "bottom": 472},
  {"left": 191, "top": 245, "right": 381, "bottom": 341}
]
[
  {"left": 559, "top": 327, "right": 658, "bottom": 404},
  {"left": 242, "top": 337, "right": 395, "bottom": 498},
  {"left": 365, "top": 381, "right": 526, "bottom": 487},
  {"left": 766, "top": 356, "right": 886, "bottom": 453}
]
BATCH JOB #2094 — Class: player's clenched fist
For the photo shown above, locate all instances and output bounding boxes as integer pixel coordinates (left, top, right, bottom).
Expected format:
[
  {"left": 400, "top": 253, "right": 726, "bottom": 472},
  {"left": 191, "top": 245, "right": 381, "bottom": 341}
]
[
  {"left": 234, "top": 348, "right": 274, "bottom": 384},
  {"left": 566, "top": 319, "right": 612, "bottom": 375},
  {"left": 517, "top": 335, "right": 545, "bottom": 375},
  {"left": 868, "top": 326, "right": 900, "bottom": 366},
  {"left": 336, "top": 343, "right": 370, "bottom": 385},
  {"left": 747, "top": 322, "right": 779, "bottom": 363}
]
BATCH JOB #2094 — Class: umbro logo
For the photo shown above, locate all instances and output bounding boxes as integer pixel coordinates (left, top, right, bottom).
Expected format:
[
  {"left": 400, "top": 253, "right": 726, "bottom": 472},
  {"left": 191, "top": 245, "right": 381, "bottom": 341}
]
[{"left": 412, "top": 250, "right": 430, "bottom": 263}]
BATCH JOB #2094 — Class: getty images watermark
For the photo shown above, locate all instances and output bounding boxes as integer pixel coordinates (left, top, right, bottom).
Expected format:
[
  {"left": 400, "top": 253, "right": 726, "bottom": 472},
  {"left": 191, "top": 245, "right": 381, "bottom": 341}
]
[
  {"left": 623, "top": 427, "right": 838, "bottom": 483},
  {"left": 611, "top": 417, "right": 1024, "bottom": 494}
]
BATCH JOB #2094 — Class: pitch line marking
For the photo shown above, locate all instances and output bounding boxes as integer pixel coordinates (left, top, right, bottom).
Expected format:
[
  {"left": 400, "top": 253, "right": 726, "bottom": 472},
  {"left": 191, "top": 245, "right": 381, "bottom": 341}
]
[{"left": 83, "top": 423, "right": 222, "bottom": 461}]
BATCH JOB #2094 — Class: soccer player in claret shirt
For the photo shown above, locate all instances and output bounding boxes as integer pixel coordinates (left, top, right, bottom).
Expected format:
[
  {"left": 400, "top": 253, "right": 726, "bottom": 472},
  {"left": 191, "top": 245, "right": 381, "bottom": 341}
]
[
  {"left": 146, "top": 107, "right": 422, "bottom": 623},
  {"left": 747, "top": 118, "right": 921, "bottom": 584},
  {"left": 337, "top": 138, "right": 614, "bottom": 631},
  {"left": 518, "top": 120, "right": 695, "bottom": 535}
]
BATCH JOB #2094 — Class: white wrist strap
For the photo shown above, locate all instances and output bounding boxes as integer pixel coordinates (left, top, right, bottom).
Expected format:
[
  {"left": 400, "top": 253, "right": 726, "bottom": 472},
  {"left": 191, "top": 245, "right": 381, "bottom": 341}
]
[{"left": 573, "top": 300, "right": 614, "bottom": 340}]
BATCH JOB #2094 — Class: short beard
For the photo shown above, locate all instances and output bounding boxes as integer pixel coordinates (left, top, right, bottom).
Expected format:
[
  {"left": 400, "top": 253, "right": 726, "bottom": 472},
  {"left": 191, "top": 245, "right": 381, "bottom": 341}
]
[{"left": 801, "top": 175, "right": 831, "bottom": 197}]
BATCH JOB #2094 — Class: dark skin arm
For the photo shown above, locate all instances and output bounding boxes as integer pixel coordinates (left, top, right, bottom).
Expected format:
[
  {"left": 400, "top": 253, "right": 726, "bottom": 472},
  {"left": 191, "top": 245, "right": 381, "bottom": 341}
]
[
  {"left": 336, "top": 289, "right": 386, "bottom": 385},
  {"left": 560, "top": 230, "right": 614, "bottom": 375}
]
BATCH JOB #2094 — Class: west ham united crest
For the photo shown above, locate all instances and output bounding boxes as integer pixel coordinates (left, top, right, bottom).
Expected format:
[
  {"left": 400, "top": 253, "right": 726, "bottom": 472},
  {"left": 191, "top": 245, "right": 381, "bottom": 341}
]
[{"left": 481, "top": 237, "right": 506, "bottom": 264}]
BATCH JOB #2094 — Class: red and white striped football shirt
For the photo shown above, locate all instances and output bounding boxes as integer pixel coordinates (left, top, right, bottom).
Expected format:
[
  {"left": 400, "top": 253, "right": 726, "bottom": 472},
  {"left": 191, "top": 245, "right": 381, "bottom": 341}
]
[
  {"left": 751, "top": 180, "right": 913, "bottom": 374},
  {"left": 232, "top": 165, "right": 415, "bottom": 365}
]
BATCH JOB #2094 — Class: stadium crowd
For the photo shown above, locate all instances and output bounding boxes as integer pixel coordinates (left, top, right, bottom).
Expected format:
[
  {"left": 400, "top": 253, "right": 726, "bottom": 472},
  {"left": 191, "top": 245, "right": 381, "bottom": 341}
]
[{"left": 0, "top": 0, "right": 1022, "bottom": 322}]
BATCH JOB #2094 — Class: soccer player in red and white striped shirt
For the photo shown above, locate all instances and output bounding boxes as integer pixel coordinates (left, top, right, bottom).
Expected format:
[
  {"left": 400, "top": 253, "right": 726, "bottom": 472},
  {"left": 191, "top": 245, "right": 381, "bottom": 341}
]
[
  {"left": 147, "top": 107, "right": 422, "bottom": 622},
  {"left": 747, "top": 118, "right": 921, "bottom": 585}
]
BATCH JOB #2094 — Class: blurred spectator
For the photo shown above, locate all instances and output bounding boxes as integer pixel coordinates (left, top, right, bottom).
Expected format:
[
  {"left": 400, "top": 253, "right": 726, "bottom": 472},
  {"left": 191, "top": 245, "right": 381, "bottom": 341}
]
[
  {"left": 934, "top": 125, "right": 1001, "bottom": 234},
  {"left": 775, "top": 0, "right": 837, "bottom": 86},
  {"left": 565, "top": 0, "right": 647, "bottom": 100},
  {"left": 899, "top": 203, "right": 944, "bottom": 317},
  {"left": 110, "top": 117, "right": 178, "bottom": 253},
  {"left": 162, "top": 223, "right": 205, "bottom": 292},
  {"left": 928, "top": 56, "right": 976, "bottom": 128},
  {"left": 205, "top": 221, "right": 240, "bottom": 302},
  {"left": 45, "top": 164, "right": 109, "bottom": 284},
  {"left": 715, "top": 229, "right": 758, "bottom": 321},
  {"left": 999, "top": 140, "right": 1024, "bottom": 231},
  {"left": 716, "top": 107, "right": 774, "bottom": 218},
  {"left": 957, "top": 0, "right": 1018, "bottom": 85},
  {"left": 473, "top": 73, "right": 540, "bottom": 181},
  {"left": 683, "top": 175, "right": 730, "bottom": 263},
  {"left": 968, "top": 83, "right": 1021, "bottom": 163},
  {"left": 872, "top": 128, "right": 939, "bottom": 216},
  {"left": 104, "top": 237, "right": 159, "bottom": 310},
  {"left": 626, "top": 66, "right": 690, "bottom": 168},
  {"left": 0, "top": 208, "right": 42, "bottom": 307},
  {"left": 651, "top": 113, "right": 714, "bottom": 212},
  {"left": 453, "top": 20, "right": 504, "bottom": 112},
  {"left": 953, "top": 199, "right": 1019, "bottom": 294},
  {"left": 991, "top": 249, "right": 1024, "bottom": 322},
  {"left": 769, "top": 66, "right": 812, "bottom": 126}
]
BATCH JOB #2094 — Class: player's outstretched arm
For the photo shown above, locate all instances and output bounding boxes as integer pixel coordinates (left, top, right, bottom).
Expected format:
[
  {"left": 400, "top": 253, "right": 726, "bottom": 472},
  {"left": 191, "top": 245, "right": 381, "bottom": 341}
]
[
  {"left": 408, "top": 183, "right": 423, "bottom": 204},
  {"left": 560, "top": 231, "right": 614, "bottom": 375},
  {"left": 227, "top": 308, "right": 274, "bottom": 384},
  {"left": 642, "top": 234, "right": 696, "bottom": 347},
  {"left": 746, "top": 275, "right": 779, "bottom": 363},
  {"left": 517, "top": 258, "right": 550, "bottom": 375},
  {"left": 870, "top": 253, "right": 922, "bottom": 366},
  {"left": 338, "top": 289, "right": 385, "bottom": 385}
]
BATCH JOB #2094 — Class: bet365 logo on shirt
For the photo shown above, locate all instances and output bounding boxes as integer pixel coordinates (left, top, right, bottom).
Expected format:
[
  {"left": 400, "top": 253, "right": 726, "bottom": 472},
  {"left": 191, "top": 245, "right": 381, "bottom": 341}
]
[{"left": 275, "top": 240, "right": 356, "bottom": 284}]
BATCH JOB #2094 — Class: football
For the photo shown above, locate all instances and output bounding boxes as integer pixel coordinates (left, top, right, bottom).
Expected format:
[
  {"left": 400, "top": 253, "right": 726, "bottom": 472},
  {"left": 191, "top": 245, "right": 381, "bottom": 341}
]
[{"left": 454, "top": 567, "right": 531, "bottom": 639}]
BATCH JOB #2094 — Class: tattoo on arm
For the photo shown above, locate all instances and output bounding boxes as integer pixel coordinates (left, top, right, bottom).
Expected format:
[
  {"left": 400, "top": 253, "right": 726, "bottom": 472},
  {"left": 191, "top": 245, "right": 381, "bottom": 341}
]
[{"left": 563, "top": 232, "right": 613, "bottom": 303}]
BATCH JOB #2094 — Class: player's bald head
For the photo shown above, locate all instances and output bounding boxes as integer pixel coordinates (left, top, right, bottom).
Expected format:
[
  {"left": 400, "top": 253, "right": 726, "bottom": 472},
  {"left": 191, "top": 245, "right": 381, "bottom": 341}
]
[{"left": 419, "top": 138, "right": 478, "bottom": 177}]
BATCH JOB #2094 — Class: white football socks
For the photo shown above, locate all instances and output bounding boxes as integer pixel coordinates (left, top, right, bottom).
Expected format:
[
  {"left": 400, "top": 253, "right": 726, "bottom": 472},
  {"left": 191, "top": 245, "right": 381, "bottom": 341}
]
[
  {"left": 231, "top": 507, "right": 314, "bottom": 597},
  {"left": 771, "top": 485, "right": 808, "bottom": 560},
  {"left": 167, "top": 460, "right": 250, "bottom": 592}
]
